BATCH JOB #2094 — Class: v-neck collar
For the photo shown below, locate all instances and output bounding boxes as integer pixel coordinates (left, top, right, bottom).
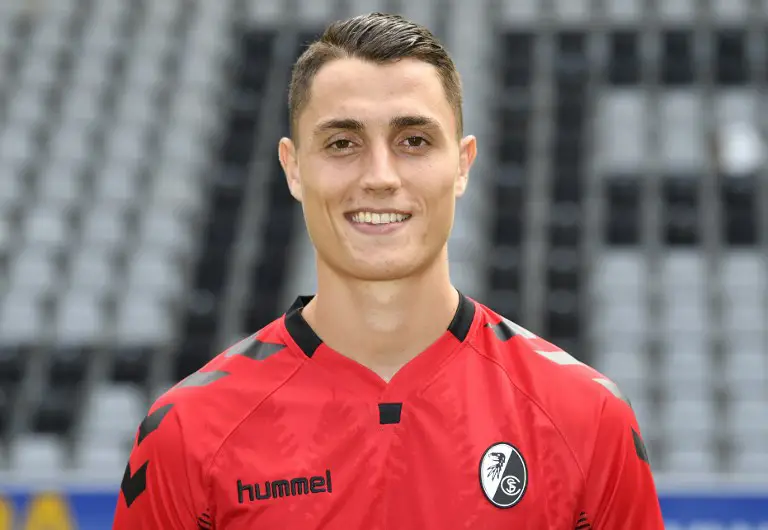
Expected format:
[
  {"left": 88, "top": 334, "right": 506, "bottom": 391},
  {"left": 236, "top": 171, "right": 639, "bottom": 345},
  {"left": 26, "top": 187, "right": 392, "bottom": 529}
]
[{"left": 281, "top": 291, "right": 477, "bottom": 399}]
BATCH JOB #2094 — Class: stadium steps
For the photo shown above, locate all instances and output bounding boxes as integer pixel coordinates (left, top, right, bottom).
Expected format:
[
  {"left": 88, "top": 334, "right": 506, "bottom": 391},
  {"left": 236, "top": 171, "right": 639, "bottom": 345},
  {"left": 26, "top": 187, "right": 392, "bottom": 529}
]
[
  {"left": 485, "top": 31, "right": 535, "bottom": 323},
  {"left": 540, "top": 31, "right": 590, "bottom": 359},
  {"left": 240, "top": 31, "right": 319, "bottom": 334},
  {"left": 171, "top": 28, "right": 276, "bottom": 382}
]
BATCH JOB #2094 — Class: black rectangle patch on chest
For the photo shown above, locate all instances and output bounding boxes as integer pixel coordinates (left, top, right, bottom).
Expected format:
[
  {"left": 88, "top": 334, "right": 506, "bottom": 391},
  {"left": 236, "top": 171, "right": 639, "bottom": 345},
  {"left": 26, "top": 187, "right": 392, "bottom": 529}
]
[{"left": 378, "top": 403, "right": 402, "bottom": 424}]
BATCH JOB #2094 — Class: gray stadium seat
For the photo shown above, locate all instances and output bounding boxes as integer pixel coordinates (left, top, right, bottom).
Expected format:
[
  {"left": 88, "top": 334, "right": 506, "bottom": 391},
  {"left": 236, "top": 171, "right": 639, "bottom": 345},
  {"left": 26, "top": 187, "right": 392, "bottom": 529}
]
[
  {"left": 114, "top": 89, "right": 157, "bottom": 128},
  {"left": 596, "top": 90, "right": 649, "bottom": 174},
  {"left": 71, "top": 51, "right": 113, "bottom": 90},
  {"left": 82, "top": 384, "right": 146, "bottom": 445},
  {"left": 661, "top": 299, "right": 709, "bottom": 334},
  {"left": 594, "top": 346, "right": 649, "bottom": 383},
  {"left": 720, "top": 251, "right": 766, "bottom": 291},
  {"left": 731, "top": 438, "right": 768, "bottom": 475},
  {"left": 665, "top": 445, "right": 717, "bottom": 474},
  {"left": 659, "top": 331, "right": 708, "bottom": 360},
  {"left": 18, "top": 45, "right": 59, "bottom": 88},
  {"left": 716, "top": 90, "right": 759, "bottom": 128},
  {"left": 75, "top": 441, "right": 128, "bottom": 478},
  {"left": 144, "top": 0, "right": 183, "bottom": 24},
  {"left": 658, "top": 347, "right": 714, "bottom": 397},
  {"left": 169, "top": 89, "right": 218, "bottom": 134},
  {"left": 0, "top": 291, "right": 45, "bottom": 346},
  {"left": 139, "top": 208, "right": 193, "bottom": 256},
  {"left": 10, "top": 435, "right": 67, "bottom": 479},
  {"left": 605, "top": 0, "right": 641, "bottom": 22},
  {"left": 150, "top": 170, "right": 204, "bottom": 215},
  {"left": 23, "top": 206, "right": 70, "bottom": 248},
  {"left": 49, "top": 124, "right": 92, "bottom": 164},
  {"left": 161, "top": 127, "right": 205, "bottom": 166},
  {"left": 0, "top": 124, "right": 35, "bottom": 163},
  {"left": 93, "top": 162, "right": 141, "bottom": 206},
  {"left": 658, "top": 0, "right": 696, "bottom": 24},
  {"left": 722, "top": 299, "right": 765, "bottom": 334},
  {"left": 81, "top": 206, "right": 127, "bottom": 249},
  {"left": 728, "top": 399, "right": 768, "bottom": 437},
  {"left": 127, "top": 249, "right": 183, "bottom": 299},
  {"left": 37, "top": 161, "right": 85, "bottom": 206},
  {"left": 55, "top": 291, "right": 104, "bottom": 345},
  {"left": 29, "top": 11, "right": 70, "bottom": 52},
  {"left": 115, "top": 294, "right": 173, "bottom": 346},
  {"left": 553, "top": 0, "right": 590, "bottom": 22},
  {"left": 105, "top": 124, "right": 150, "bottom": 165},
  {"left": 8, "top": 247, "right": 57, "bottom": 293},
  {"left": 0, "top": 166, "right": 25, "bottom": 204},
  {"left": 658, "top": 91, "right": 706, "bottom": 172},
  {"left": 660, "top": 399, "right": 717, "bottom": 437},
  {"left": 712, "top": 0, "right": 750, "bottom": 23},
  {"left": 68, "top": 247, "right": 114, "bottom": 292},
  {"left": 723, "top": 342, "right": 767, "bottom": 401},
  {"left": 593, "top": 302, "right": 648, "bottom": 336},
  {"left": 60, "top": 90, "right": 102, "bottom": 124},
  {"left": 124, "top": 54, "right": 165, "bottom": 91},
  {"left": 660, "top": 251, "right": 706, "bottom": 290},
  {"left": 7, "top": 86, "right": 48, "bottom": 125},
  {"left": 592, "top": 251, "right": 647, "bottom": 290}
]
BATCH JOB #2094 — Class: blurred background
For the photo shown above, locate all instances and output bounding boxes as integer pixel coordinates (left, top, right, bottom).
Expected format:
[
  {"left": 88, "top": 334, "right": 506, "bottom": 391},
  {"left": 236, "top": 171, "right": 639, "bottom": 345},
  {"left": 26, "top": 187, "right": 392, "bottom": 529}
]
[{"left": 0, "top": 0, "right": 766, "bottom": 527}]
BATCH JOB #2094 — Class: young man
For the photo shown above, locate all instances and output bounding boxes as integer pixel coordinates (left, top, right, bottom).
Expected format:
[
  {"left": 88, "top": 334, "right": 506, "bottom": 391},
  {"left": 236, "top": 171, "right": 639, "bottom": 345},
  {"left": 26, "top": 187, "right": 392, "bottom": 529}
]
[{"left": 113, "top": 13, "right": 664, "bottom": 529}]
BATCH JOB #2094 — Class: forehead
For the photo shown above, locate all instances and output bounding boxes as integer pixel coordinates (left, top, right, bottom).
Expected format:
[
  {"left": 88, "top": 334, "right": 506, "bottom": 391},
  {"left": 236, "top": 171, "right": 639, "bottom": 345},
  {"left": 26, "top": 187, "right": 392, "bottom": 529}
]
[{"left": 300, "top": 57, "right": 456, "bottom": 136}]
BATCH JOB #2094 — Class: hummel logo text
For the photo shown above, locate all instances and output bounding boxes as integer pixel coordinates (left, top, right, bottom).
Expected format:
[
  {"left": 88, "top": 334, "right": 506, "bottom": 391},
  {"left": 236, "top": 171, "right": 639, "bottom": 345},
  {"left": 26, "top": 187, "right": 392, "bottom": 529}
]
[{"left": 237, "top": 470, "right": 333, "bottom": 503}]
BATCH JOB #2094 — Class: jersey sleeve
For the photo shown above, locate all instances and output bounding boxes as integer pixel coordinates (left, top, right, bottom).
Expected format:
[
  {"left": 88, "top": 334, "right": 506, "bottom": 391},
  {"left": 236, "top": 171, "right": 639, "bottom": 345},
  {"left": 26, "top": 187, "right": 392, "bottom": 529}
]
[
  {"left": 112, "top": 400, "right": 212, "bottom": 529},
  {"left": 579, "top": 393, "right": 664, "bottom": 529}
]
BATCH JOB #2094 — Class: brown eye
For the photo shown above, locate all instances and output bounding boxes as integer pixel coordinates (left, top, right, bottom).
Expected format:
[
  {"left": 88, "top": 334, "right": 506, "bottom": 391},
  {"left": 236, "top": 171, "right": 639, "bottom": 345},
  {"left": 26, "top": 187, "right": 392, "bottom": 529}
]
[
  {"left": 331, "top": 139, "right": 352, "bottom": 150},
  {"left": 404, "top": 136, "right": 427, "bottom": 147}
]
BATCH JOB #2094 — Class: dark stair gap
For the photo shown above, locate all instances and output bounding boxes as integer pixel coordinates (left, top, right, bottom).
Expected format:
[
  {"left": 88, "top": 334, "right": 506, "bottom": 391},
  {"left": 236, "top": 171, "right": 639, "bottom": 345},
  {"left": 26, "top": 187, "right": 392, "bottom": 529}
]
[
  {"left": 242, "top": 31, "right": 322, "bottom": 333},
  {"left": 543, "top": 32, "right": 589, "bottom": 361},
  {"left": 662, "top": 175, "right": 699, "bottom": 247},
  {"left": 486, "top": 32, "right": 535, "bottom": 322},
  {"left": 172, "top": 29, "right": 275, "bottom": 381}
]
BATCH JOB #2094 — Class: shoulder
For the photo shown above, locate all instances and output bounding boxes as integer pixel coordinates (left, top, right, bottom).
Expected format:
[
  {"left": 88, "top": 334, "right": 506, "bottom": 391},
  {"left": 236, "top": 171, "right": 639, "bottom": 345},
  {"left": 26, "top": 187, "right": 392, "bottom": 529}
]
[
  {"left": 141, "top": 317, "right": 307, "bottom": 466},
  {"left": 469, "top": 303, "right": 637, "bottom": 467}
]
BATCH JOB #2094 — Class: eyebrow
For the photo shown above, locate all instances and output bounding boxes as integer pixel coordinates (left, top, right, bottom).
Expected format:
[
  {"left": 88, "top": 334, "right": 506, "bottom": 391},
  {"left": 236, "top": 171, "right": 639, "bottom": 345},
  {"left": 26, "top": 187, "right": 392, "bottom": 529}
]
[{"left": 312, "top": 115, "right": 442, "bottom": 136}]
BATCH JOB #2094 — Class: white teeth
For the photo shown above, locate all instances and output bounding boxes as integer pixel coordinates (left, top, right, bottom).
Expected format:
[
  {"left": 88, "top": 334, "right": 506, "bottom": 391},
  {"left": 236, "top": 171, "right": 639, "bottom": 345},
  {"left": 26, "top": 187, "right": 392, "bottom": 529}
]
[{"left": 351, "top": 212, "right": 411, "bottom": 224}]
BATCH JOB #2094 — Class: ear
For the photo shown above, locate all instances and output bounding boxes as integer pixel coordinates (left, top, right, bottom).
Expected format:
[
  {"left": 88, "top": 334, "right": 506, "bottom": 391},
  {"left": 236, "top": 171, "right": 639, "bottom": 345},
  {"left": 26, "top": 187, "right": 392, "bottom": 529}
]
[
  {"left": 455, "top": 135, "right": 477, "bottom": 198},
  {"left": 279, "top": 137, "right": 302, "bottom": 202}
]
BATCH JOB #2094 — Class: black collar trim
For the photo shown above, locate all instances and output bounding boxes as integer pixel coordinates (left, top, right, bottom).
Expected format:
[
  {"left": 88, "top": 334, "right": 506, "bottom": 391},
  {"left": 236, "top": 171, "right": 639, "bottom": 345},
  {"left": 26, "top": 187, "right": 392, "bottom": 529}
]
[{"left": 284, "top": 292, "right": 475, "bottom": 359}]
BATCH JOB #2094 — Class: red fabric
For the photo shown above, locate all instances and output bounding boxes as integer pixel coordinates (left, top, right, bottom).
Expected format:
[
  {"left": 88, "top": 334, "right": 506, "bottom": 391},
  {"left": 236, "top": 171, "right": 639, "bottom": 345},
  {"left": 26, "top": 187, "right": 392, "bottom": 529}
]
[{"left": 112, "top": 298, "right": 664, "bottom": 529}]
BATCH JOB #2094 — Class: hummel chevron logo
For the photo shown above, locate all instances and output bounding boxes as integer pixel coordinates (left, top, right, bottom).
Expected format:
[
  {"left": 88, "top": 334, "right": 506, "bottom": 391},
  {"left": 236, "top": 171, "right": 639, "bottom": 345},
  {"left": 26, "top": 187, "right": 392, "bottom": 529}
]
[
  {"left": 137, "top": 403, "right": 174, "bottom": 446},
  {"left": 179, "top": 370, "right": 230, "bottom": 388},
  {"left": 121, "top": 461, "right": 149, "bottom": 508},
  {"left": 225, "top": 335, "right": 286, "bottom": 361},
  {"left": 632, "top": 428, "right": 650, "bottom": 464},
  {"left": 121, "top": 403, "right": 174, "bottom": 509},
  {"left": 487, "top": 317, "right": 537, "bottom": 341}
]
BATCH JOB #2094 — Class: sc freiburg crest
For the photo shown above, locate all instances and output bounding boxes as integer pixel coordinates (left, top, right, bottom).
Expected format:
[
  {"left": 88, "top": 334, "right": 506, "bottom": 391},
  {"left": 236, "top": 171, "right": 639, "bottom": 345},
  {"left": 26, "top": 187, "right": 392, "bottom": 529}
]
[{"left": 479, "top": 442, "right": 528, "bottom": 509}]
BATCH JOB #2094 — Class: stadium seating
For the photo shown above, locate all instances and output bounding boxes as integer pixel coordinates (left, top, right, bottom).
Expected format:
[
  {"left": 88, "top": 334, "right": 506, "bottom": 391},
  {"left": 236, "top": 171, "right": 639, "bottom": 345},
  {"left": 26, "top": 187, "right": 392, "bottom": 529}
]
[
  {"left": 0, "top": 0, "right": 766, "bottom": 487},
  {"left": 489, "top": 0, "right": 768, "bottom": 479},
  {"left": 0, "top": 0, "right": 228, "bottom": 480}
]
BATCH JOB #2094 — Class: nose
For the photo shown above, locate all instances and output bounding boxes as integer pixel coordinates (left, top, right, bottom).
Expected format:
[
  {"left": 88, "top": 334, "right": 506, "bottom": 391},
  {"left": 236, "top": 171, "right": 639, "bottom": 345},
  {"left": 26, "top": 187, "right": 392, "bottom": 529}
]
[{"left": 359, "top": 142, "right": 401, "bottom": 192}]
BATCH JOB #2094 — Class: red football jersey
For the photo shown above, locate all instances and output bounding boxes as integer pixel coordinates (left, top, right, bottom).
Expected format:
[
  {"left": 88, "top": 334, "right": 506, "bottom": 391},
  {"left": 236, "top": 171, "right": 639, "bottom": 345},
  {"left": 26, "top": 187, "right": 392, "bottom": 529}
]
[{"left": 112, "top": 294, "right": 664, "bottom": 529}]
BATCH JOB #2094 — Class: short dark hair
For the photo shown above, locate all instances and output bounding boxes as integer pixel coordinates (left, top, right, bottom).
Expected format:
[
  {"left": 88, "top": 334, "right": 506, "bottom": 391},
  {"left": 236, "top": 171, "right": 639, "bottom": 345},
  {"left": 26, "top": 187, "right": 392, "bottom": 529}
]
[{"left": 288, "top": 13, "right": 463, "bottom": 141}]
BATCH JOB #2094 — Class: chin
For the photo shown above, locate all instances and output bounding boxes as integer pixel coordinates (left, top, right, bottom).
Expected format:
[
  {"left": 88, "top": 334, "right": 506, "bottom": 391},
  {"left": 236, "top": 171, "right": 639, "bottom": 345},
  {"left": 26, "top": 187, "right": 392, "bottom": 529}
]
[{"left": 345, "top": 251, "right": 435, "bottom": 282}]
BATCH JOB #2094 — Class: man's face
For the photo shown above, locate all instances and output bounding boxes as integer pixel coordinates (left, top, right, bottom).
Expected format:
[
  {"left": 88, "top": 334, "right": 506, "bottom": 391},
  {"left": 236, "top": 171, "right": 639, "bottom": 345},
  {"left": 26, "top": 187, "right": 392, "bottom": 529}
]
[{"left": 280, "top": 57, "right": 476, "bottom": 282}]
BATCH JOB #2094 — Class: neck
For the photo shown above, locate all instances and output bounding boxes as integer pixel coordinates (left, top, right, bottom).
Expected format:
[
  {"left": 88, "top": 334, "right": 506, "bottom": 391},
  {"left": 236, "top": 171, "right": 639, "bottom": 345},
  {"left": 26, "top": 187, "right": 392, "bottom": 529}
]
[{"left": 301, "top": 250, "right": 459, "bottom": 380}]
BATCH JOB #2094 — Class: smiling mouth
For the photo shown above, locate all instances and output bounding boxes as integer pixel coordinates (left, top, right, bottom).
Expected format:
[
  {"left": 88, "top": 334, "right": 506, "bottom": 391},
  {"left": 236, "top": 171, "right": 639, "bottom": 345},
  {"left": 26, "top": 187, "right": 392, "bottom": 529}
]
[{"left": 346, "top": 211, "right": 412, "bottom": 225}]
